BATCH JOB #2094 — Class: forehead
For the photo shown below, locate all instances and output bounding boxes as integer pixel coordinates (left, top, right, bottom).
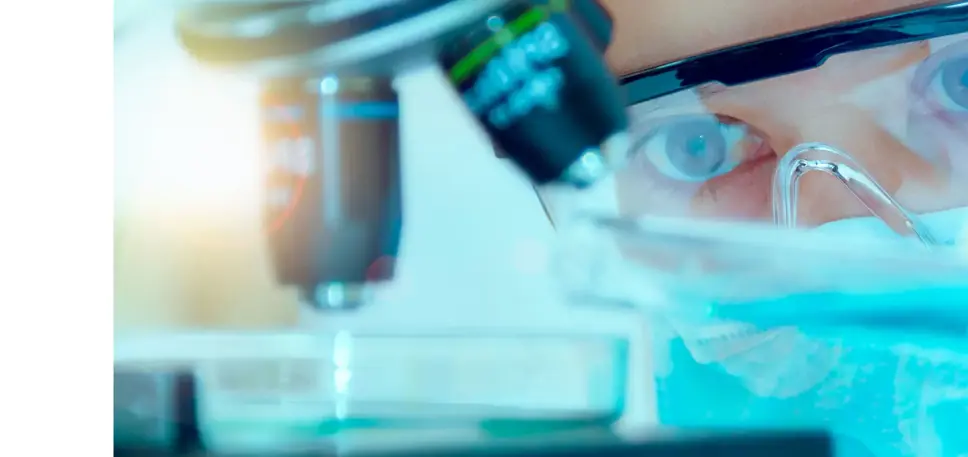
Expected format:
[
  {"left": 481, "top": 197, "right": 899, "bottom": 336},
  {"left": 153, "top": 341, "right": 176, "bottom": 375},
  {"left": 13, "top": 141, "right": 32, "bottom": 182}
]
[{"left": 601, "top": 0, "right": 943, "bottom": 75}]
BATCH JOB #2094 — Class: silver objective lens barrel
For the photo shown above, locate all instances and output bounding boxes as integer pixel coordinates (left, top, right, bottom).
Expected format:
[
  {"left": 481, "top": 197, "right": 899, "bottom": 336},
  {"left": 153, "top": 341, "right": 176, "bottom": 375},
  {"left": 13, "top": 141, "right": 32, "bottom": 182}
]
[{"left": 260, "top": 76, "right": 401, "bottom": 310}]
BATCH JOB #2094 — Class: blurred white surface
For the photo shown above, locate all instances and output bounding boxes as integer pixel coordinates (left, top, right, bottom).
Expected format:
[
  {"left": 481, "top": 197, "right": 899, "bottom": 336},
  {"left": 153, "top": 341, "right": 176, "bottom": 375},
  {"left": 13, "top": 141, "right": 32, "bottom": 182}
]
[
  {"left": 115, "top": 0, "right": 177, "bottom": 34},
  {"left": 114, "top": 15, "right": 654, "bottom": 428}
]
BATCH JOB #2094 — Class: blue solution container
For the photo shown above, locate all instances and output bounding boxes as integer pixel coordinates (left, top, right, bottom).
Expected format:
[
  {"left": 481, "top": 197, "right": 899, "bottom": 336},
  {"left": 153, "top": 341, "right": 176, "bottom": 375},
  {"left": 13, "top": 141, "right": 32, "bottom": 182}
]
[{"left": 116, "top": 332, "right": 630, "bottom": 454}]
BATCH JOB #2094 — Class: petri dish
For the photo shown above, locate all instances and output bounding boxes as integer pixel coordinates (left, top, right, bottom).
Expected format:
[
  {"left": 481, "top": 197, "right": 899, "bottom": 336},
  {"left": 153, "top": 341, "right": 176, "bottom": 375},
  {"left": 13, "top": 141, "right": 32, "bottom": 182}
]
[{"left": 114, "top": 331, "right": 629, "bottom": 454}]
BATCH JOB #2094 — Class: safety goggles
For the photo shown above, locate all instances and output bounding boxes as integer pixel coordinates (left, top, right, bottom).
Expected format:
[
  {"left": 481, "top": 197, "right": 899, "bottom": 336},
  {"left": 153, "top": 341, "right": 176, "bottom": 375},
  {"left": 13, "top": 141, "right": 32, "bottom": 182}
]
[{"left": 538, "top": 1, "right": 968, "bottom": 250}]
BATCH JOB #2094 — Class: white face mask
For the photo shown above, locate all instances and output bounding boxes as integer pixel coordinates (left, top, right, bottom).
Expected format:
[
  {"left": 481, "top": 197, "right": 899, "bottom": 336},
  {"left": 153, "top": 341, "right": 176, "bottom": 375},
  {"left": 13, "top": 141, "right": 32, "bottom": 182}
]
[
  {"left": 813, "top": 206, "right": 968, "bottom": 249},
  {"left": 626, "top": 207, "right": 968, "bottom": 402}
]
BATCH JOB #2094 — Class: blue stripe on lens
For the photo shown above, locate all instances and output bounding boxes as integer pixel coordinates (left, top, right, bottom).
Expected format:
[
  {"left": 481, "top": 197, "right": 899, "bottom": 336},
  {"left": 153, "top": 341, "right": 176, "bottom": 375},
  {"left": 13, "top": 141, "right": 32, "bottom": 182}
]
[{"left": 322, "top": 102, "right": 399, "bottom": 119}]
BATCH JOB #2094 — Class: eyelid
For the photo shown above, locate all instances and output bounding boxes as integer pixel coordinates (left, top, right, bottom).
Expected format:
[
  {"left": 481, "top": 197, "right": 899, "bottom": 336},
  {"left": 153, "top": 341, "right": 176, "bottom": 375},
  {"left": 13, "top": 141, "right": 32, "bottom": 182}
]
[
  {"left": 631, "top": 110, "right": 720, "bottom": 139},
  {"left": 630, "top": 113, "right": 771, "bottom": 169},
  {"left": 632, "top": 112, "right": 749, "bottom": 140},
  {"left": 629, "top": 89, "right": 710, "bottom": 130},
  {"left": 911, "top": 38, "right": 968, "bottom": 92},
  {"left": 632, "top": 105, "right": 711, "bottom": 122}
]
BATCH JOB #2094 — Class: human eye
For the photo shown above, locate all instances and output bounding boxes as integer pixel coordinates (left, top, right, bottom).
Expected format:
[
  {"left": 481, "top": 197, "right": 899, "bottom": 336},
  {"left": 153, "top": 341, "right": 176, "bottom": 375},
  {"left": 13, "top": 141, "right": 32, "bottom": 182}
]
[
  {"left": 629, "top": 114, "right": 764, "bottom": 183},
  {"left": 928, "top": 50, "right": 967, "bottom": 112},
  {"left": 914, "top": 39, "right": 968, "bottom": 114}
]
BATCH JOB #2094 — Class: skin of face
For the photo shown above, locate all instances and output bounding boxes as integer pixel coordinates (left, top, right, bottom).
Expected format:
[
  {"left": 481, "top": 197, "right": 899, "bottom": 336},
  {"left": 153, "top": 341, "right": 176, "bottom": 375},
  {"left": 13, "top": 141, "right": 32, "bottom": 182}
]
[{"left": 600, "top": 0, "right": 943, "bottom": 75}]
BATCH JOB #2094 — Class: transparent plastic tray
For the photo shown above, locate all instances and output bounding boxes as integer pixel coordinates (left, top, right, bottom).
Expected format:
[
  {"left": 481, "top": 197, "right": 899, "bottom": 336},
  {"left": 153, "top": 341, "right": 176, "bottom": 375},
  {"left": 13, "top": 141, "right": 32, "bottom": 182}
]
[
  {"left": 554, "top": 216, "right": 968, "bottom": 457},
  {"left": 114, "top": 332, "right": 629, "bottom": 453}
]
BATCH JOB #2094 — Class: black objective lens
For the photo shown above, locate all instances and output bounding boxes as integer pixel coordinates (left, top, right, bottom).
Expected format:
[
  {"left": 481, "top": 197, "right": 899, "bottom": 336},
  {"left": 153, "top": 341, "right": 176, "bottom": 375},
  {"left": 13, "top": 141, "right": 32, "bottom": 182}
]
[
  {"left": 261, "top": 76, "right": 402, "bottom": 310},
  {"left": 439, "top": 0, "right": 628, "bottom": 186}
]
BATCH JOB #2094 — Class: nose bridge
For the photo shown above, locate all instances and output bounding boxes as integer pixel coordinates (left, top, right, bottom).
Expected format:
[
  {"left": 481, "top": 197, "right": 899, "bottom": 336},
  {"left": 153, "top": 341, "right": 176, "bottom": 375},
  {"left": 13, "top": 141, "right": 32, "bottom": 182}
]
[
  {"left": 779, "top": 104, "right": 909, "bottom": 195},
  {"left": 767, "top": 94, "right": 947, "bottom": 243},
  {"left": 759, "top": 105, "right": 904, "bottom": 228}
]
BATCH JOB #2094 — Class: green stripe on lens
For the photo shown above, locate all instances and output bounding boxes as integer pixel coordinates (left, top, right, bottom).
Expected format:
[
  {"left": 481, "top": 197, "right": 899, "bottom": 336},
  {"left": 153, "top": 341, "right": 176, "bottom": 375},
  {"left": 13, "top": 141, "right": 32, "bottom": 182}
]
[{"left": 448, "top": 7, "right": 551, "bottom": 85}]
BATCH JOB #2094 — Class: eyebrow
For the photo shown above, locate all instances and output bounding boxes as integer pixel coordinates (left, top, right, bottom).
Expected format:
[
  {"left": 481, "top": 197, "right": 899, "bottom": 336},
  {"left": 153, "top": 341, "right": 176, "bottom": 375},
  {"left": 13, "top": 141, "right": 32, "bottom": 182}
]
[{"left": 619, "top": 0, "right": 968, "bottom": 106}]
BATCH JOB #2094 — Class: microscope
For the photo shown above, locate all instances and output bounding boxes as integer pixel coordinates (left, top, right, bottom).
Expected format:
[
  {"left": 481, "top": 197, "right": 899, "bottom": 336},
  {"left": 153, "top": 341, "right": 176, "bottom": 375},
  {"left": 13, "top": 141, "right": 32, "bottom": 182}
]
[
  {"left": 115, "top": 1, "right": 834, "bottom": 455},
  {"left": 174, "top": 0, "right": 627, "bottom": 310}
]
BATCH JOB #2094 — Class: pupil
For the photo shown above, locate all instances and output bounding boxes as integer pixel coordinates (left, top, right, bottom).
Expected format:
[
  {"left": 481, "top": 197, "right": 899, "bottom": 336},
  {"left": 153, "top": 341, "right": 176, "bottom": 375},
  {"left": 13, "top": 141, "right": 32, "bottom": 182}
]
[
  {"left": 667, "top": 120, "right": 727, "bottom": 178},
  {"left": 687, "top": 136, "right": 707, "bottom": 156}
]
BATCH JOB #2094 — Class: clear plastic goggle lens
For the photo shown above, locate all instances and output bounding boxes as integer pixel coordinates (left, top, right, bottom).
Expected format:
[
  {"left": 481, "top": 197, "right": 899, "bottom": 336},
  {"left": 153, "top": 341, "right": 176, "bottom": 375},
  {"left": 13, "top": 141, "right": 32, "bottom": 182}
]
[{"left": 541, "top": 33, "right": 968, "bottom": 247}]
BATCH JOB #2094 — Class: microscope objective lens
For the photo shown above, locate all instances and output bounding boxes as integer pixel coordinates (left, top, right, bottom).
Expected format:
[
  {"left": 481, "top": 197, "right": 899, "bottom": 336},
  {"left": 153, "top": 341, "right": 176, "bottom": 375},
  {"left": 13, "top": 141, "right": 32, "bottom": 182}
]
[
  {"left": 261, "top": 76, "right": 402, "bottom": 310},
  {"left": 438, "top": 0, "right": 628, "bottom": 186}
]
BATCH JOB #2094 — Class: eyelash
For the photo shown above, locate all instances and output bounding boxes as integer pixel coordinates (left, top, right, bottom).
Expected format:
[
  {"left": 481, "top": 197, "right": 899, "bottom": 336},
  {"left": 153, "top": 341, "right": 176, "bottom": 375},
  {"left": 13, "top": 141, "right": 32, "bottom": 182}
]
[{"left": 628, "top": 114, "right": 764, "bottom": 184}]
